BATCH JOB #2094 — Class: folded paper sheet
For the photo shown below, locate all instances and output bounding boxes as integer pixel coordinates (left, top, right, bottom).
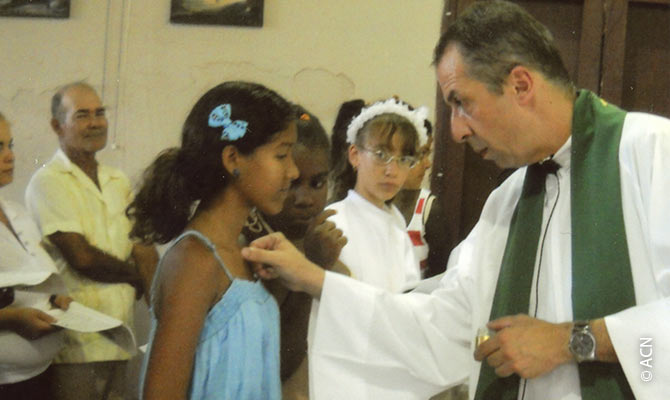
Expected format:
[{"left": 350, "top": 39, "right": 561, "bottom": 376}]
[{"left": 42, "top": 301, "right": 137, "bottom": 353}]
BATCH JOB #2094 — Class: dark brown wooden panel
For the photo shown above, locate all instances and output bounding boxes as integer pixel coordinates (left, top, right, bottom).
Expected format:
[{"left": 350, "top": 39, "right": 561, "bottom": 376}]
[
  {"left": 577, "top": 0, "right": 605, "bottom": 92},
  {"left": 431, "top": 0, "right": 478, "bottom": 256},
  {"left": 630, "top": 0, "right": 670, "bottom": 4},
  {"left": 621, "top": 2, "right": 670, "bottom": 117},
  {"left": 600, "top": 0, "right": 629, "bottom": 106}
]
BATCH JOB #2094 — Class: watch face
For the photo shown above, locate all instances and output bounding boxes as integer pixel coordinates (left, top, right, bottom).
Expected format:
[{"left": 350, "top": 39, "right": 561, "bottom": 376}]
[{"left": 571, "top": 332, "right": 595, "bottom": 356}]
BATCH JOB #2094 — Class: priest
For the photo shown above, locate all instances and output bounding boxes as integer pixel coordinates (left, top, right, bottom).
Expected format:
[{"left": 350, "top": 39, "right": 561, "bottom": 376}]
[{"left": 242, "top": 2, "right": 670, "bottom": 399}]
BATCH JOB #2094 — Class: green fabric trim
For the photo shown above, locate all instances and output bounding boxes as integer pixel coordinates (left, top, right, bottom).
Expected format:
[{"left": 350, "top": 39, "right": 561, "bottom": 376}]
[
  {"left": 474, "top": 90, "right": 635, "bottom": 399},
  {"left": 571, "top": 91, "right": 635, "bottom": 399}
]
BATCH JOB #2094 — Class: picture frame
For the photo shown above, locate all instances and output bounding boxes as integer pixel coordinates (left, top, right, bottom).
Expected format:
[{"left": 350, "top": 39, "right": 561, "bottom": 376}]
[
  {"left": 0, "top": 0, "right": 70, "bottom": 19},
  {"left": 170, "top": 0, "right": 263, "bottom": 27}
]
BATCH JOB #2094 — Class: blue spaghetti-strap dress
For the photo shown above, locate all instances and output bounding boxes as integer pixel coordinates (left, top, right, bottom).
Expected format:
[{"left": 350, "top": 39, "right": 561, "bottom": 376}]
[{"left": 139, "top": 230, "right": 281, "bottom": 400}]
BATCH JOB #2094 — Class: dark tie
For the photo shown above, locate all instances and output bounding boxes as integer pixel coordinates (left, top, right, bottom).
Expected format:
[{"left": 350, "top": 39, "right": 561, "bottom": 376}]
[{"left": 537, "top": 159, "right": 560, "bottom": 176}]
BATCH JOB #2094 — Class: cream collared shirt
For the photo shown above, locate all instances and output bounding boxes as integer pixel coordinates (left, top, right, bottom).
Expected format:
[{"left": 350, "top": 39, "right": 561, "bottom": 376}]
[{"left": 25, "top": 149, "right": 136, "bottom": 363}]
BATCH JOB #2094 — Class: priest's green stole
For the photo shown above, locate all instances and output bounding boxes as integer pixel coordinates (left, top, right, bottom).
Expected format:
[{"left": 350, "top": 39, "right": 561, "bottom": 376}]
[{"left": 474, "top": 90, "right": 636, "bottom": 400}]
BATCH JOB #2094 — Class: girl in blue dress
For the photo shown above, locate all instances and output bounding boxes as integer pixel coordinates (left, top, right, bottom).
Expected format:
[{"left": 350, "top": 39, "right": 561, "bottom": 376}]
[{"left": 127, "top": 81, "right": 298, "bottom": 400}]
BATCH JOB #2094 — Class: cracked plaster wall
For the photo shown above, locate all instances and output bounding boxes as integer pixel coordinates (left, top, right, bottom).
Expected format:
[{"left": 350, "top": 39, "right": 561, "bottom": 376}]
[{"left": 1, "top": 0, "right": 442, "bottom": 205}]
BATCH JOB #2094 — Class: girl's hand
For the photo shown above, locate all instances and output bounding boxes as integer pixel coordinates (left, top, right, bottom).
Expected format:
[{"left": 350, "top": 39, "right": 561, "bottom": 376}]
[
  {"left": 303, "top": 209, "right": 347, "bottom": 270},
  {"left": 242, "top": 232, "right": 326, "bottom": 298},
  {"left": 50, "top": 294, "right": 73, "bottom": 310}
]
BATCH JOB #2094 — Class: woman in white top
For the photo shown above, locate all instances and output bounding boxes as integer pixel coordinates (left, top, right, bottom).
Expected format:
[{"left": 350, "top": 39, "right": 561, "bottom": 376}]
[{"left": 0, "top": 112, "right": 71, "bottom": 399}]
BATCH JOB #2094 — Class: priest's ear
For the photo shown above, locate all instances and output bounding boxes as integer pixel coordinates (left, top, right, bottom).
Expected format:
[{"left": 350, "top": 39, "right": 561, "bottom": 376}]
[{"left": 507, "top": 65, "right": 535, "bottom": 106}]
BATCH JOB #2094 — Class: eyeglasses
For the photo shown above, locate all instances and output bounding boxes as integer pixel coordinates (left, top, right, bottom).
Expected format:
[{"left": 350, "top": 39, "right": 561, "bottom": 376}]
[{"left": 359, "top": 147, "right": 418, "bottom": 169}]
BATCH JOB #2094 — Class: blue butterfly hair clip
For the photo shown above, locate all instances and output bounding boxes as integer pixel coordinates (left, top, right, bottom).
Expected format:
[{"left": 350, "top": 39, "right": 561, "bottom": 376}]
[{"left": 208, "top": 104, "right": 248, "bottom": 141}]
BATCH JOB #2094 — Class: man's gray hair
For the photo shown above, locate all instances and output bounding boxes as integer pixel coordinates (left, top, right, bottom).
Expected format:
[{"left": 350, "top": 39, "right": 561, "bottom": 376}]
[
  {"left": 433, "top": 0, "right": 574, "bottom": 95},
  {"left": 51, "top": 81, "right": 97, "bottom": 123}
]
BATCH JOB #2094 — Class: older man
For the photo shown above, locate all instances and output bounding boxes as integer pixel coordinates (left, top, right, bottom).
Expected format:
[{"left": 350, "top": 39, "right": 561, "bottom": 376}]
[
  {"left": 241, "top": 2, "right": 670, "bottom": 399},
  {"left": 25, "top": 82, "right": 157, "bottom": 400}
]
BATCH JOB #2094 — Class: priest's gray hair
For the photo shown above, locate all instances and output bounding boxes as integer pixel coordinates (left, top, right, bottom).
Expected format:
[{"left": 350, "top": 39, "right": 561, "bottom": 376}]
[{"left": 433, "top": 0, "right": 574, "bottom": 96}]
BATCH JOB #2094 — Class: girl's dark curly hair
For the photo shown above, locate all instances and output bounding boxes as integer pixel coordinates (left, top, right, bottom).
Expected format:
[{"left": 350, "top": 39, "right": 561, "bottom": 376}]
[{"left": 127, "top": 81, "right": 293, "bottom": 244}]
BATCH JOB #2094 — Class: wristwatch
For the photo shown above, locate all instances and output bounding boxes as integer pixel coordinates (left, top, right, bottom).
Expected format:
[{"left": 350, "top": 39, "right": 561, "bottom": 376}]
[{"left": 568, "top": 320, "right": 596, "bottom": 362}]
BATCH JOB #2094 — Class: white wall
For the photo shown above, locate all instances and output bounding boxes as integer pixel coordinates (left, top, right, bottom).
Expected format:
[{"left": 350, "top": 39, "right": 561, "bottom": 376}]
[
  {"left": 1, "top": 0, "right": 443, "bottom": 204},
  {"left": 1, "top": 2, "right": 443, "bottom": 397}
]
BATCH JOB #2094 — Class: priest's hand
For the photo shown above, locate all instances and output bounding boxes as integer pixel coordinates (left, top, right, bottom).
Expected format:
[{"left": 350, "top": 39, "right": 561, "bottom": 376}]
[
  {"left": 242, "top": 232, "right": 326, "bottom": 298},
  {"left": 303, "top": 209, "right": 347, "bottom": 270},
  {"left": 474, "top": 314, "right": 573, "bottom": 379}
]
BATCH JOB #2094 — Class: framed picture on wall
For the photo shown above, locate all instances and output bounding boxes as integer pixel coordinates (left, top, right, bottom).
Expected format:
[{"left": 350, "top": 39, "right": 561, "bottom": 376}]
[
  {"left": 0, "top": 0, "right": 70, "bottom": 19},
  {"left": 170, "top": 0, "right": 263, "bottom": 27}
]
